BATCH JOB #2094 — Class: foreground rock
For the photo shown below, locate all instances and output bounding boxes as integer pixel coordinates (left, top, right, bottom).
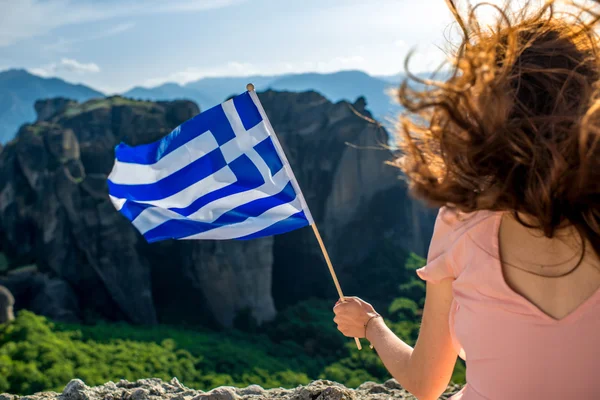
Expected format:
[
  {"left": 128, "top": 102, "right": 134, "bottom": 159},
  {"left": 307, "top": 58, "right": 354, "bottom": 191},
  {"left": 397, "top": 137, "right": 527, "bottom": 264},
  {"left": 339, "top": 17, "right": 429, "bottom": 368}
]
[{"left": 0, "top": 379, "right": 463, "bottom": 400}]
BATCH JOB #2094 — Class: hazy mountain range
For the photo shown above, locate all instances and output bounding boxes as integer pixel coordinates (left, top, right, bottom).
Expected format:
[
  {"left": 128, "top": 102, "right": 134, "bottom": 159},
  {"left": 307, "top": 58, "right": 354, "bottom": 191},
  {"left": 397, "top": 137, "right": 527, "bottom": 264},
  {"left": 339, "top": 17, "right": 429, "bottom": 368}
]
[
  {"left": 0, "top": 68, "right": 411, "bottom": 144},
  {"left": 0, "top": 69, "right": 103, "bottom": 143}
]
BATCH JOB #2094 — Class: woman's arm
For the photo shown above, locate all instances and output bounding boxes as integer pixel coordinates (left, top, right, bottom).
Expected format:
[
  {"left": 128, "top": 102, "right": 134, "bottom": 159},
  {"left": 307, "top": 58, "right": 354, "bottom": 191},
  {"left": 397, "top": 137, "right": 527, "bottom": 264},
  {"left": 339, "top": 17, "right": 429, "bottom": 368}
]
[{"left": 333, "top": 279, "right": 458, "bottom": 400}]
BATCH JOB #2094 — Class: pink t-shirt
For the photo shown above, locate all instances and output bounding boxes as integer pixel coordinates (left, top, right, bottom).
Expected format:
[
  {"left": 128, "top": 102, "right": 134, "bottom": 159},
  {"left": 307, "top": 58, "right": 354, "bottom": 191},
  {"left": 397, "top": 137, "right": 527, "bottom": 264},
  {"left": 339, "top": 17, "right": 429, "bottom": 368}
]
[{"left": 416, "top": 208, "right": 600, "bottom": 399}]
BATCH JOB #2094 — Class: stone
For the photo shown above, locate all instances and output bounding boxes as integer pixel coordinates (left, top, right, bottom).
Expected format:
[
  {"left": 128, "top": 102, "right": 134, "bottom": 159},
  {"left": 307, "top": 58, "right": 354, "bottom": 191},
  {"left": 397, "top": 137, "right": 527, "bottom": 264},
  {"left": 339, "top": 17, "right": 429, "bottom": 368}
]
[
  {"left": 289, "top": 381, "right": 354, "bottom": 400},
  {"left": 34, "top": 98, "right": 77, "bottom": 122},
  {"left": 315, "top": 386, "right": 354, "bottom": 400},
  {"left": 356, "top": 382, "right": 388, "bottom": 394},
  {"left": 101, "top": 383, "right": 117, "bottom": 391},
  {"left": 169, "top": 378, "right": 185, "bottom": 390},
  {"left": 62, "top": 379, "right": 90, "bottom": 400},
  {"left": 0, "top": 285, "right": 15, "bottom": 323},
  {"left": 0, "top": 271, "right": 79, "bottom": 323},
  {"left": 0, "top": 379, "right": 465, "bottom": 400},
  {"left": 129, "top": 389, "right": 148, "bottom": 400},
  {"left": 382, "top": 379, "right": 403, "bottom": 390},
  {"left": 238, "top": 386, "right": 264, "bottom": 396},
  {"left": 191, "top": 387, "right": 239, "bottom": 400}
]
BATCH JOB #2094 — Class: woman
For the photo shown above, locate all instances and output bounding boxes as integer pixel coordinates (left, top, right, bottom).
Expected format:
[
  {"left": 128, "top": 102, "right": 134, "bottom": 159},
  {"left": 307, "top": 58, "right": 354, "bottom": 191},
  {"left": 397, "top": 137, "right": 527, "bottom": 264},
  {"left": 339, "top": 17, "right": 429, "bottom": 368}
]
[{"left": 333, "top": 1, "right": 600, "bottom": 399}]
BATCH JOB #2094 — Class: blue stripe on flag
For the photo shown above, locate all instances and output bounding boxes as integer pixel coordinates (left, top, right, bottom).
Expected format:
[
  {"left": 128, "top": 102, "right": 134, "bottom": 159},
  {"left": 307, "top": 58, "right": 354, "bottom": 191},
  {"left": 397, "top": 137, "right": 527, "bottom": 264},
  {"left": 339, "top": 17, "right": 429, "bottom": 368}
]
[
  {"left": 115, "top": 105, "right": 237, "bottom": 165},
  {"left": 233, "top": 92, "right": 262, "bottom": 131},
  {"left": 143, "top": 181, "right": 298, "bottom": 242},
  {"left": 236, "top": 210, "right": 310, "bottom": 240},
  {"left": 253, "top": 136, "right": 284, "bottom": 176},
  {"left": 168, "top": 154, "right": 264, "bottom": 216},
  {"left": 119, "top": 200, "right": 152, "bottom": 222},
  {"left": 214, "top": 182, "right": 296, "bottom": 225},
  {"left": 108, "top": 148, "right": 227, "bottom": 201}
]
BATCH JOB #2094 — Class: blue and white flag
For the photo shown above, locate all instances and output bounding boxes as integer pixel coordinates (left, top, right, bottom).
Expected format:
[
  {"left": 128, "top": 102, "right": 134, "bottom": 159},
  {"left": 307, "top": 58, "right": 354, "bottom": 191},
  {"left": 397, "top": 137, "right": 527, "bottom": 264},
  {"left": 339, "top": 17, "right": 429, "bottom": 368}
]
[{"left": 107, "top": 90, "right": 314, "bottom": 243}]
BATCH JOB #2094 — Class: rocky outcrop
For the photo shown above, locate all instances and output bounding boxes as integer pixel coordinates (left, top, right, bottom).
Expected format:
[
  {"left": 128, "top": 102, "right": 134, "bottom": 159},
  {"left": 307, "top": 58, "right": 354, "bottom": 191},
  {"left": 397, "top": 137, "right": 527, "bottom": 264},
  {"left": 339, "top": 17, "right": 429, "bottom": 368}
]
[
  {"left": 0, "top": 285, "right": 14, "bottom": 323},
  {"left": 0, "top": 92, "right": 436, "bottom": 327},
  {"left": 0, "top": 379, "right": 464, "bottom": 400},
  {"left": 0, "top": 267, "right": 79, "bottom": 323},
  {"left": 34, "top": 98, "right": 78, "bottom": 122}
]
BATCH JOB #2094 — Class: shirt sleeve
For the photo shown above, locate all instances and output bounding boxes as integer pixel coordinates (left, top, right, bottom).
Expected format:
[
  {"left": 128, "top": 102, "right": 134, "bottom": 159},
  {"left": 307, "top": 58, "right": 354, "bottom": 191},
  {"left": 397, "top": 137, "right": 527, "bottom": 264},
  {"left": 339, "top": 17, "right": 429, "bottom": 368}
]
[{"left": 416, "top": 207, "right": 457, "bottom": 283}]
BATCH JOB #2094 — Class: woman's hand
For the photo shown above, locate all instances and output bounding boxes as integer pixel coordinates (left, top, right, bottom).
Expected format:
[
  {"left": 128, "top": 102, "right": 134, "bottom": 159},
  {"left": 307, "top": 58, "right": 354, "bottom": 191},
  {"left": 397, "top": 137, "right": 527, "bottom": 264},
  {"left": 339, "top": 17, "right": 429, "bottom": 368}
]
[{"left": 333, "top": 296, "right": 380, "bottom": 338}]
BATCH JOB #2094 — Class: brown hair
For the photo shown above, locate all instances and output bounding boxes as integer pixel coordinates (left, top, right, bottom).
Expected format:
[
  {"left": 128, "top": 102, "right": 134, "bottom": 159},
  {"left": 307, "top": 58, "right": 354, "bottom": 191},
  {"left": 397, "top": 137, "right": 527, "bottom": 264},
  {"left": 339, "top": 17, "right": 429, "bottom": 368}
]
[{"left": 394, "top": 0, "right": 600, "bottom": 264}]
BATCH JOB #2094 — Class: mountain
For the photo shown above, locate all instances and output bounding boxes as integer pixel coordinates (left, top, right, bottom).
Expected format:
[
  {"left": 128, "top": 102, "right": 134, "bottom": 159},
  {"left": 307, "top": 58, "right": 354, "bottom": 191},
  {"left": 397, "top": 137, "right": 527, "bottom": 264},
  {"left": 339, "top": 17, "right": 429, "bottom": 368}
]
[
  {"left": 376, "top": 73, "right": 404, "bottom": 83},
  {"left": 0, "top": 92, "right": 436, "bottom": 327},
  {"left": 123, "top": 76, "right": 280, "bottom": 111},
  {"left": 123, "top": 82, "right": 217, "bottom": 110},
  {"left": 184, "top": 75, "right": 281, "bottom": 105},
  {"left": 0, "top": 69, "right": 103, "bottom": 143},
  {"left": 268, "top": 70, "right": 399, "bottom": 123},
  {"left": 0, "top": 70, "right": 405, "bottom": 144},
  {"left": 124, "top": 71, "right": 401, "bottom": 125},
  {"left": 0, "top": 69, "right": 443, "bottom": 145}
]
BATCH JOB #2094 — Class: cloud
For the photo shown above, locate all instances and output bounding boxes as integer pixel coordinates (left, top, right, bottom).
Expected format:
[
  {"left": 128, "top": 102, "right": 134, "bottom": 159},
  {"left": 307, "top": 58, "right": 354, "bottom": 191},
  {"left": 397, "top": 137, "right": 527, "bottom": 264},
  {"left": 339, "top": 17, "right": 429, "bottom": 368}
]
[
  {"left": 29, "top": 58, "right": 101, "bottom": 77},
  {"left": 44, "top": 22, "right": 136, "bottom": 53},
  {"left": 0, "top": 0, "right": 246, "bottom": 47}
]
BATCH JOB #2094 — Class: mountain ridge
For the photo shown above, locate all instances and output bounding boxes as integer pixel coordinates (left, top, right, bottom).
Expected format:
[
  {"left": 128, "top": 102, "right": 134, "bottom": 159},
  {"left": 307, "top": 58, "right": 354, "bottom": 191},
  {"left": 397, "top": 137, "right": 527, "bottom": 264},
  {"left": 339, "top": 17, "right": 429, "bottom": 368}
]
[
  {"left": 0, "top": 68, "right": 418, "bottom": 145},
  {"left": 124, "top": 70, "right": 401, "bottom": 124},
  {"left": 0, "top": 69, "right": 103, "bottom": 143}
]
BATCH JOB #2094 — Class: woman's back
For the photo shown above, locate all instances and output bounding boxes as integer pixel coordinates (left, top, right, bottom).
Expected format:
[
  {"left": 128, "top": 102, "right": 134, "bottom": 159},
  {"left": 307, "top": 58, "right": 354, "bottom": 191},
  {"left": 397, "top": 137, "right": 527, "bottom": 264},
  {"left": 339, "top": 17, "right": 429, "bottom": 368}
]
[
  {"left": 499, "top": 213, "right": 600, "bottom": 321},
  {"left": 417, "top": 209, "right": 600, "bottom": 399}
]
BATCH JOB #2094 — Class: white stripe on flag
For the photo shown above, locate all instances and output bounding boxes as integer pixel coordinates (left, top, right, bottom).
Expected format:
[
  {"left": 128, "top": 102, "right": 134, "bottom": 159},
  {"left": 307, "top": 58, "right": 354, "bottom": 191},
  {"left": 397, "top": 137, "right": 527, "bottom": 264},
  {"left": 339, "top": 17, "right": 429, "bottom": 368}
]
[
  {"left": 218, "top": 120, "right": 270, "bottom": 165},
  {"left": 132, "top": 204, "right": 183, "bottom": 234},
  {"left": 110, "top": 195, "right": 127, "bottom": 211},
  {"left": 124, "top": 166, "right": 236, "bottom": 209},
  {"left": 181, "top": 195, "right": 304, "bottom": 240},
  {"left": 109, "top": 132, "right": 219, "bottom": 185},
  {"left": 219, "top": 102, "right": 276, "bottom": 187},
  {"left": 132, "top": 166, "right": 290, "bottom": 233}
]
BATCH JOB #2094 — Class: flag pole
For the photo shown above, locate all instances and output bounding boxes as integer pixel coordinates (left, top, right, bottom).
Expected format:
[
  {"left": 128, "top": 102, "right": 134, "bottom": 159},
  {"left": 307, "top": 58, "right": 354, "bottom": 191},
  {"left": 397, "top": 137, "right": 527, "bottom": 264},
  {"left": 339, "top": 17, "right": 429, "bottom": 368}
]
[
  {"left": 246, "top": 83, "right": 362, "bottom": 351},
  {"left": 311, "top": 223, "right": 362, "bottom": 351}
]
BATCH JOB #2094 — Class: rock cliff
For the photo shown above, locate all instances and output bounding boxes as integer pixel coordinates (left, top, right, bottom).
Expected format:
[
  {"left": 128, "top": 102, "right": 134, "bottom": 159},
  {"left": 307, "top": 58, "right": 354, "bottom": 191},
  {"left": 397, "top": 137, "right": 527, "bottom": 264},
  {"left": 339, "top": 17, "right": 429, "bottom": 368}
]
[
  {"left": 0, "top": 92, "right": 436, "bottom": 327},
  {"left": 0, "top": 379, "right": 463, "bottom": 400}
]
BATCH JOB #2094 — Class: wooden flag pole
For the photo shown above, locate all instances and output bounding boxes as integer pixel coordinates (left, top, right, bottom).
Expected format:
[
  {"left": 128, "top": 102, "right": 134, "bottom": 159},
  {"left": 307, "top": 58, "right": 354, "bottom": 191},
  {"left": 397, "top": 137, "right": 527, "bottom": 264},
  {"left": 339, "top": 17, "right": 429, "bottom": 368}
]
[
  {"left": 311, "top": 224, "right": 362, "bottom": 351},
  {"left": 245, "top": 82, "right": 361, "bottom": 350}
]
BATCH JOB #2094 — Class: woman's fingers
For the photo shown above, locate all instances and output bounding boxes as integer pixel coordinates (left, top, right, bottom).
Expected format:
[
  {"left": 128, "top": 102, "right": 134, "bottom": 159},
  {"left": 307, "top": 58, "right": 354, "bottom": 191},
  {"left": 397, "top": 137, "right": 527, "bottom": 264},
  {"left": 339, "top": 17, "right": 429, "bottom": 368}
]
[
  {"left": 332, "top": 296, "right": 376, "bottom": 339},
  {"left": 335, "top": 322, "right": 363, "bottom": 338}
]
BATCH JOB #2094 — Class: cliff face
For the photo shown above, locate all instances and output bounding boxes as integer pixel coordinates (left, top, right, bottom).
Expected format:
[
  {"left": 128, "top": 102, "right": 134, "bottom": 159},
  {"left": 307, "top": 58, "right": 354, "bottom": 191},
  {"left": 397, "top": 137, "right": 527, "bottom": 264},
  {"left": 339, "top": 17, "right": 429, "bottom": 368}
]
[
  {"left": 0, "top": 92, "right": 436, "bottom": 327},
  {"left": 0, "top": 378, "right": 463, "bottom": 400}
]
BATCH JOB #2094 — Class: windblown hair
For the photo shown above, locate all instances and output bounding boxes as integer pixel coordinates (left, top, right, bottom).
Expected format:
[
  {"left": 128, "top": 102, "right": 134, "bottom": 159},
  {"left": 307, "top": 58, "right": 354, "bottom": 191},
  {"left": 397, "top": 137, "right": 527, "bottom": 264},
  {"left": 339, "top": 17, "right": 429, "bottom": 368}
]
[{"left": 395, "top": 0, "right": 600, "bottom": 261}]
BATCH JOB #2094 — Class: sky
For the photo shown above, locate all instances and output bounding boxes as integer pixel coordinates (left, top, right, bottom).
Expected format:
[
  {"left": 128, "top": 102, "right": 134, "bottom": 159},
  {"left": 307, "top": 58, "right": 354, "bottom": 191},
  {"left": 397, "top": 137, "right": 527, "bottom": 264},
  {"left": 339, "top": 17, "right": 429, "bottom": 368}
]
[{"left": 0, "top": 0, "right": 532, "bottom": 94}]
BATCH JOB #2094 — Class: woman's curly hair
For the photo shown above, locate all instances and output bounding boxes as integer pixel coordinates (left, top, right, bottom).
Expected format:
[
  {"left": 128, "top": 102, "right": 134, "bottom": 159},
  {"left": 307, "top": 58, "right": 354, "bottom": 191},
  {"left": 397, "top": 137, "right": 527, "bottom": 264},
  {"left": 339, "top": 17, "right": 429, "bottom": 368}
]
[{"left": 395, "top": 0, "right": 600, "bottom": 259}]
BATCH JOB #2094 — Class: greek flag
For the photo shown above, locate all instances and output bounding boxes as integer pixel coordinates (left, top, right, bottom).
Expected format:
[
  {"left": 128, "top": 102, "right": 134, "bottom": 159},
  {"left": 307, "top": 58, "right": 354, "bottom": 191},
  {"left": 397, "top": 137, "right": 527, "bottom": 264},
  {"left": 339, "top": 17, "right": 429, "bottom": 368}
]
[{"left": 107, "top": 89, "right": 314, "bottom": 243}]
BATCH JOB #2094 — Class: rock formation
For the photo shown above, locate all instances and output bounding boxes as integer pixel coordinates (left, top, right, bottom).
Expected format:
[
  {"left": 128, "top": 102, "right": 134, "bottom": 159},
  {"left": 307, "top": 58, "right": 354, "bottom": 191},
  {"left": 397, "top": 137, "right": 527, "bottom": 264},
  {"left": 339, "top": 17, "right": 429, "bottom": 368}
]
[
  {"left": 0, "top": 267, "right": 78, "bottom": 323},
  {"left": 0, "top": 378, "right": 464, "bottom": 400},
  {"left": 0, "top": 92, "right": 437, "bottom": 327},
  {"left": 0, "top": 285, "right": 14, "bottom": 323}
]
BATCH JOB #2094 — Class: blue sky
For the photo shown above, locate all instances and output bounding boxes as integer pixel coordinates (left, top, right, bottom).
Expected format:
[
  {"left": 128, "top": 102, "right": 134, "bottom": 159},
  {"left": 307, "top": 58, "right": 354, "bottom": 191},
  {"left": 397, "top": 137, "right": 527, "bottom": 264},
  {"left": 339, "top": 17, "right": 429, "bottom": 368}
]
[{"left": 0, "top": 0, "right": 485, "bottom": 93}]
